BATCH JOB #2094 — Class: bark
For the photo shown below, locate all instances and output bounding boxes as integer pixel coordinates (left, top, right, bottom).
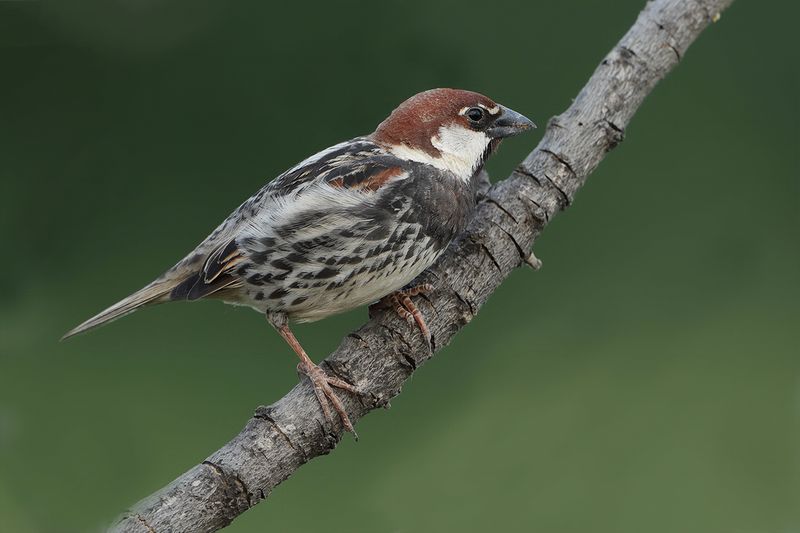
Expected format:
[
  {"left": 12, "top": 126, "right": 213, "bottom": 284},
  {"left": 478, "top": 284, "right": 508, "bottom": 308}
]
[{"left": 111, "top": 1, "right": 735, "bottom": 531}]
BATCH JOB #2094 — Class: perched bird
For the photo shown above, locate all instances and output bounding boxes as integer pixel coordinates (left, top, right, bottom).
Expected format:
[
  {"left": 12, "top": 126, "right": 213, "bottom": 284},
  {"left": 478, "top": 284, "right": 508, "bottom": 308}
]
[{"left": 63, "top": 88, "right": 535, "bottom": 434}]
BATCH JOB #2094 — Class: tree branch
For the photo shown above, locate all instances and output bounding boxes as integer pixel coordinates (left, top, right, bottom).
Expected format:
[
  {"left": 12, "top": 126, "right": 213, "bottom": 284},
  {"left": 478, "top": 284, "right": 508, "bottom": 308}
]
[{"left": 110, "top": 1, "right": 734, "bottom": 530}]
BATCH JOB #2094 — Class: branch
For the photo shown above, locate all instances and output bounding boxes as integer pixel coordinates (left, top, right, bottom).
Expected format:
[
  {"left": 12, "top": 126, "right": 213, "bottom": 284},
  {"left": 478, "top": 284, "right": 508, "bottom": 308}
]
[{"left": 111, "top": 1, "right": 734, "bottom": 531}]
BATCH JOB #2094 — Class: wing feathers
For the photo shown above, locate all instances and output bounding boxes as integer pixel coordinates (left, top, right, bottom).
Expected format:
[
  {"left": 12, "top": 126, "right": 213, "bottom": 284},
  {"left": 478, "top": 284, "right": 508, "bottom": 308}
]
[
  {"left": 172, "top": 239, "right": 245, "bottom": 301},
  {"left": 328, "top": 164, "right": 405, "bottom": 192},
  {"left": 202, "top": 239, "right": 242, "bottom": 283}
]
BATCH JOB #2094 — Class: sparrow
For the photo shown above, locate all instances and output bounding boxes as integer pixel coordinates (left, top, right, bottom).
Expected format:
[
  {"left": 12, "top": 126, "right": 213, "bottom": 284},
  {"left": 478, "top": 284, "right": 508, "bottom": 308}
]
[{"left": 63, "top": 88, "right": 535, "bottom": 435}]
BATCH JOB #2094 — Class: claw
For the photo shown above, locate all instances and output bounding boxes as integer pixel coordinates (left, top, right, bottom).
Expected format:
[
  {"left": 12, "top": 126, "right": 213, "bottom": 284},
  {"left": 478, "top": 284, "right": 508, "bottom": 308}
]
[
  {"left": 375, "top": 284, "right": 434, "bottom": 346},
  {"left": 297, "top": 359, "right": 360, "bottom": 439}
]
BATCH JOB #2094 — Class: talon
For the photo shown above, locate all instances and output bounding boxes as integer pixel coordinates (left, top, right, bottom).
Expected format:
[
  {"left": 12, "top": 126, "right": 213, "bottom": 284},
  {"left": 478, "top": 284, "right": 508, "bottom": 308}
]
[
  {"left": 378, "top": 285, "right": 433, "bottom": 346},
  {"left": 297, "top": 359, "right": 359, "bottom": 436}
]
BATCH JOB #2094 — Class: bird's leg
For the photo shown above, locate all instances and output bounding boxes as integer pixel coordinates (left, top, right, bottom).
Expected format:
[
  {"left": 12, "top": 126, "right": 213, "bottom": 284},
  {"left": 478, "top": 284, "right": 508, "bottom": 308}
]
[
  {"left": 267, "top": 314, "right": 359, "bottom": 438},
  {"left": 370, "top": 283, "right": 434, "bottom": 345}
]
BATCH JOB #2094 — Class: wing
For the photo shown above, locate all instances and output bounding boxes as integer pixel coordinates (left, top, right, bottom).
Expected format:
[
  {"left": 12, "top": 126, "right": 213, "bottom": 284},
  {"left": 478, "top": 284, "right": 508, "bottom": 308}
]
[
  {"left": 263, "top": 137, "right": 405, "bottom": 196},
  {"left": 174, "top": 138, "right": 410, "bottom": 300},
  {"left": 229, "top": 139, "right": 414, "bottom": 283},
  {"left": 169, "top": 239, "right": 246, "bottom": 301}
]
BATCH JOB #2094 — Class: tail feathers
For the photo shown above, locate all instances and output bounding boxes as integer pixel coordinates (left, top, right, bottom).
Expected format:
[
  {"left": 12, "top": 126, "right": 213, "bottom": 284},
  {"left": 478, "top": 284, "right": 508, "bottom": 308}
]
[{"left": 61, "top": 279, "right": 178, "bottom": 341}]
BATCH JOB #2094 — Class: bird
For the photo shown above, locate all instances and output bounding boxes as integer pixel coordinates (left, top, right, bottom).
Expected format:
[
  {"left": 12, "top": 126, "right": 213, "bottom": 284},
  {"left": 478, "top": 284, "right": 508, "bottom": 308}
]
[{"left": 63, "top": 88, "right": 535, "bottom": 435}]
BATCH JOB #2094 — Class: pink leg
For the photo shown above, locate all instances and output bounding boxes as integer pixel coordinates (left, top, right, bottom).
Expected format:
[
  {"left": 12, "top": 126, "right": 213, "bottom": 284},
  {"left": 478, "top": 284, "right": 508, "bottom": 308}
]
[{"left": 272, "top": 320, "right": 360, "bottom": 438}]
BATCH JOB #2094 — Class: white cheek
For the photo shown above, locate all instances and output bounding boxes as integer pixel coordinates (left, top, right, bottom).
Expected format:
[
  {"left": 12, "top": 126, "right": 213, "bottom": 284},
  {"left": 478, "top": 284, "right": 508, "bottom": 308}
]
[{"left": 431, "top": 125, "right": 491, "bottom": 181}]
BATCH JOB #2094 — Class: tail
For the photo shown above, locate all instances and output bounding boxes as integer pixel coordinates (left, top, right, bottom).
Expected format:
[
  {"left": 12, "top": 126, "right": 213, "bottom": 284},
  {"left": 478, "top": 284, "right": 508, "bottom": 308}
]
[
  {"left": 62, "top": 236, "right": 244, "bottom": 340},
  {"left": 61, "top": 279, "right": 178, "bottom": 341}
]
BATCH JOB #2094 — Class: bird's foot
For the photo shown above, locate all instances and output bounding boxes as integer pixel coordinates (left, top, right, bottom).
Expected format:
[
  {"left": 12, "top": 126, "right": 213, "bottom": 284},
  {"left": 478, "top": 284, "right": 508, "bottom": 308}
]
[
  {"left": 297, "top": 358, "right": 360, "bottom": 439},
  {"left": 270, "top": 317, "right": 361, "bottom": 439},
  {"left": 371, "top": 283, "right": 434, "bottom": 345}
]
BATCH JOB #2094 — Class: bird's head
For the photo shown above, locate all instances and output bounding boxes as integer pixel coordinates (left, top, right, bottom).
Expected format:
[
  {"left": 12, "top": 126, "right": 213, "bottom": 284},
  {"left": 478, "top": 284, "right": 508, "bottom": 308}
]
[{"left": 371, "top": 88, "right": 535, "bottom": 181}]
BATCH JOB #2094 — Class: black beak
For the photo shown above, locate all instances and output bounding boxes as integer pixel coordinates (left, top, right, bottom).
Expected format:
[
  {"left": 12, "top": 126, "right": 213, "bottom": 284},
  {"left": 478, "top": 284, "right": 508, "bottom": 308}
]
[{"left": 487, "top": 105, "right": 536, "bottom": 138}]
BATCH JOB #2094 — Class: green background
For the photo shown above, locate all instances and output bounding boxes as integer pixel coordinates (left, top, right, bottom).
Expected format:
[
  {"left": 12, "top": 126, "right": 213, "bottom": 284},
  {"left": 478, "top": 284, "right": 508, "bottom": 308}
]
[{"left": 1, "top": 0, "right": 798, "bottom": 531}]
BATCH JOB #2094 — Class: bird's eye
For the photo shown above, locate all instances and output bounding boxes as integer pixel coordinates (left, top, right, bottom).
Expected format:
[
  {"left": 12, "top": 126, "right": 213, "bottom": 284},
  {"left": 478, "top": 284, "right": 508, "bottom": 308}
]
[{"left": 465, "top": 107, "right": 485, "bottom": 123}]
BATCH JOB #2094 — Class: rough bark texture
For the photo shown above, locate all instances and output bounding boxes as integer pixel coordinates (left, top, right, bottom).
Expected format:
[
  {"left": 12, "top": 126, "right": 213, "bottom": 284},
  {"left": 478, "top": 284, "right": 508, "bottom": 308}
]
[{"left": 111, "top": 1, "right": 734, "bottom": 531}]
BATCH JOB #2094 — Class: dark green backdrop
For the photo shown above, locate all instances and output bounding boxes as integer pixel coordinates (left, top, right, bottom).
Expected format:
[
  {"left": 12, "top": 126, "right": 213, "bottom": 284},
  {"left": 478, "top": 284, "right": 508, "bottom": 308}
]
[{"left": 1, "top": 1, "right": 798, "bottom": 531}]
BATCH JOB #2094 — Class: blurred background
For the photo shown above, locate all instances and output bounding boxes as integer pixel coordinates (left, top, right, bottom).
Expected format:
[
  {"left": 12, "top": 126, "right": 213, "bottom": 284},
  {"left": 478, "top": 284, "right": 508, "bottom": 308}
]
[{"left": 1, "top": 0, "right": 798, "bottom": 531}]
